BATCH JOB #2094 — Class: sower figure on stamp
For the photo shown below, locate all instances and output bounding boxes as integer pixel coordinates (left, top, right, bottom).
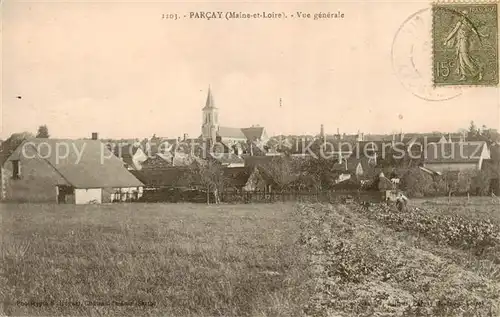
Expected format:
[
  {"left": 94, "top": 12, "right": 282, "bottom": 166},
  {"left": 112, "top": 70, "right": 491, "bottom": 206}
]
[{"left": 444, "top": 9, "right": 488, "bottom": 81}]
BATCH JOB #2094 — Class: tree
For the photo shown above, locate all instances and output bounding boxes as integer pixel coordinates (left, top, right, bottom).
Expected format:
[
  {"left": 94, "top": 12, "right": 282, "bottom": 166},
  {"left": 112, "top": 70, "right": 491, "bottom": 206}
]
[
  {"left": 471, "top": 170, "right": 491, "bottom": 195},
  {"left": 439, "top": 170, "right": 475, "bottom": 198},
  {"left": 187, "top": 160, "right": 226, "bottom": 204},
  {"left": 298, "top": 156, "right": 342, "bottom": 190},
  {"left": 259, "top": 156, "right": 295, "bottom": 191},
  {"left": 468, "top": 121, "right": 478, "bottom": 138},
  {"left": 400, "top": 167, "right": 434, "bottom": 197},
  {"left": 0, "top": 132, "right": 34, "bottom": 162},
  {"left": 36, "top": 125, "right": 50, "bottom": 138}
]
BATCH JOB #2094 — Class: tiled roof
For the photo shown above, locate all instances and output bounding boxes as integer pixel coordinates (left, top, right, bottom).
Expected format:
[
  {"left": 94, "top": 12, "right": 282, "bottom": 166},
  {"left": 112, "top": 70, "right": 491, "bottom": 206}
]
[
  {"left": 378, "top": 176, "right": 394, "bottom": 191},
  {"left": 111, "top": 144, "right": 143, "bottom": 167},
  {"left": 425, "top": 142, "right": 488, "bottom": 162},
  {"left": 141, "top": 154, "right": 172, "bottom": 169},
  {"left": 217, "top": 126, "right": 246, "bottom": 139},
  {"left": 332, "top": 177, "right": 361, "bottom": 190},
  {"left": 131, "top": 167, "right": 194, "bottom": 187},
  {"left": 12, "top": 139, "right": 143, "bottom": 188},
  {"left": 241, "top": 141, "right": 266, "bottom": 156},
  {"left": 244, "top": 155, "right": 276, "bottom": 168},
  {"left": 209, "top": 153, "right": 244, "bottom": 165},
  {"left": 241, "top": 127, "right": 266, "bottom": 141}
]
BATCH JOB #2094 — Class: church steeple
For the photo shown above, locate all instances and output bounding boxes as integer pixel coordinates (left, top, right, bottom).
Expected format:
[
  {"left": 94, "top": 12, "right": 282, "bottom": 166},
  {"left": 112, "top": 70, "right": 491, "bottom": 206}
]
[
  {"left": 203, "top": 85, "right": 217, "bottom": 110},
  {"left": 201, "top": 86, "right": 219, "bottom": 141}
]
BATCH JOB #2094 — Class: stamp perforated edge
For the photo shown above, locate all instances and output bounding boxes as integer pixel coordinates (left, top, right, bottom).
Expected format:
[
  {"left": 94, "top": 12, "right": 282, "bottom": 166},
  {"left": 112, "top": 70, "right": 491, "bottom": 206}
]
[
  {"left": 433, "top": 0, "right": 497, "bottom": 3},
  {"left": 431, "top": 0, "right": 499, "bottom": 87}
]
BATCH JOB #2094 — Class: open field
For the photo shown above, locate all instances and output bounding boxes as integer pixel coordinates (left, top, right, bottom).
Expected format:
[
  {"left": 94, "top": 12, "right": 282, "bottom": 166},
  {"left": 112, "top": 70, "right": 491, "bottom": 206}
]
[
  {"left": 410, "top": 197, "right": 500, "bottom": 224},
  {"left": 299, "top": 203, "right": 500, "bottom": 316},
  {"left": 0, "top": 203, "right": 312, "bottom": 316},
  {"left": 2, "top": 200, "right": 500, "bottom": 317}
]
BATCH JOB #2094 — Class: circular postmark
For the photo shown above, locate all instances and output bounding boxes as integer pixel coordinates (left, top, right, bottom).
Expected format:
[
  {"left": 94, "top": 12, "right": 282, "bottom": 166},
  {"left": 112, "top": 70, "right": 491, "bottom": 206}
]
[{"left": 392, "top": 8, "right": 462, "bottom": 101}]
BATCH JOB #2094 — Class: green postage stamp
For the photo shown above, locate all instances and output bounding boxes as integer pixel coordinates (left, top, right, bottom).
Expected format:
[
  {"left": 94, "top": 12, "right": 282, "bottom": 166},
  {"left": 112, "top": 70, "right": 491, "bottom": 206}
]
[{"left": 433, "top": 3, "right": 498, "bottom": 86}]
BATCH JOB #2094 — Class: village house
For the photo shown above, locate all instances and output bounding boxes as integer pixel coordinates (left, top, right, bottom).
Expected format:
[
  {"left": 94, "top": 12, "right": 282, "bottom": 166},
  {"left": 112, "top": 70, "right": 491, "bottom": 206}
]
[
  {"left": 1, "top": 137, "right": 144, "bottom": 204},
  {"left": 133, "top": 164, "right": 276, "bottom": 194},
  {"left": 110, "top": 143, "right": 148, "bottom": 171},
  {"left": 209, "top": 153, "right": 245, "bottom": 168},
  {"left": 223, "top": 166, "right": 276, "bottom": 192},
  {"left": 423, "top": 141, "right": 491, "bottom": 173},
  {"left": 132, "top": 167, "right": 192, "bottom": 189},
  {"left": 142, "top": 152, "right": 204, "bottom": 169}
]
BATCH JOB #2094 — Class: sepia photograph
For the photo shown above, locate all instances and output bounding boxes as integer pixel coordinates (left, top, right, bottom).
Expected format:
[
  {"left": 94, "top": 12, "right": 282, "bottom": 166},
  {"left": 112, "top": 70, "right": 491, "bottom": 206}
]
[{"left": 1, "top": 0, "right": 500, "bottom": 316}]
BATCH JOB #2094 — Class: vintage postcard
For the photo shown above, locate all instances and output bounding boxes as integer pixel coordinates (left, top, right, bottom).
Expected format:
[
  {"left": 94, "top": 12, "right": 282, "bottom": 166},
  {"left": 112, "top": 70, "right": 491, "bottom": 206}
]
[{"left": 1, "top": 0, "right": 500, "bottom": 316}]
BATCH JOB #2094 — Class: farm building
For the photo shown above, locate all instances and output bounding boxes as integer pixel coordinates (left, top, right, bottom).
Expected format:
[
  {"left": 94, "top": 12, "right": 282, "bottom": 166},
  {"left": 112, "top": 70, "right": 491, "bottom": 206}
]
[
  {"left": 131, "top": 167, "right": 193, "bottom": 189},
  {"left": 209, "top": 153, "right": 245, "bottom": 168},
  {"left": 423, "top": 141, "right": 490, "bottom": 172},
  {"left": 109, "top": 143, "right": 148, "bottom": 171},
  {"left": 132, "top": 165, "right": 276, "bottom": 193},
  {"left": 0, "top": 138, "right": 144, "bottom": 204}
]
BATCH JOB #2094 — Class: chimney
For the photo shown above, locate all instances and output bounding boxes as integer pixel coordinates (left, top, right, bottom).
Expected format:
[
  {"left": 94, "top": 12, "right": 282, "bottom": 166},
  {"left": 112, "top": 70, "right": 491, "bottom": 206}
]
[
  {"left": 91, "top": 132, "right": 98, "bottom": 140},
  {"left": 338, "top": 142, "right": 342, "bottom": 164},
  {"left": 183, "top": 133, "right": 188, "bottom": 141},
  {"left": 337, "top": 128, "right": 340, "bottom": 139},
  {"left": 320, "top": 124, "right": 325, "bottom": 138},
  {"left": 342, "top": 133, "right": 346, "bottom": 140},
  {"left": 448, "top": 133, "right": 452, "bottom": 143}
]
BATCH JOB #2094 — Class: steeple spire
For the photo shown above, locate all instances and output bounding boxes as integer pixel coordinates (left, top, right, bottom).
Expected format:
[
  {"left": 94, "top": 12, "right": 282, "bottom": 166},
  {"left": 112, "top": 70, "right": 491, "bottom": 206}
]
[{"left": 203, "top": 85, "right": 216, "bottom": 110}]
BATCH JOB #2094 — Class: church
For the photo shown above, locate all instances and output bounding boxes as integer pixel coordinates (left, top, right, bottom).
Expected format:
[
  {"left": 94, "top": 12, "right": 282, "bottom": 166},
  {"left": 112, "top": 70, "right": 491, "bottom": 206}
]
[{"left": 200, "top": 87, "right": 268, "bottom": 146}]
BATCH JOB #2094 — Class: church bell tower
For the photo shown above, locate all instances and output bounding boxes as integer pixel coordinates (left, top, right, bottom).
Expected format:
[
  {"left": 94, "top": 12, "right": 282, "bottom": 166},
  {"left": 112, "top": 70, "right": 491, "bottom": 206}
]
[{"left": 201, "top": 86, "right": 219, "bottom": 141}]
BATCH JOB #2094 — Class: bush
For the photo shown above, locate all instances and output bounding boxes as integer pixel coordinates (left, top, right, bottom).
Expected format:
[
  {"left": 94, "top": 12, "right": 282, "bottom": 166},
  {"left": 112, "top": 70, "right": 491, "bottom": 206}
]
[
  {"left": 471, "top": 170, "right": 491, "bottom": 196},
  {"left": 400, "top": 168, "right": 434, "bottom": 197}
]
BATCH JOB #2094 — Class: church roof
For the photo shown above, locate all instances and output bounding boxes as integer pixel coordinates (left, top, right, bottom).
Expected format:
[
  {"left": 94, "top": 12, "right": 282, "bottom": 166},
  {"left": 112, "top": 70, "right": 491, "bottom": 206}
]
[
  {"left": 217, "top": 126, "right": 246, "bottom": 139},
  {"left": 241, "top": 126, "right": 266, "bottom": 141},
  {"left": 202, "top": 87, "right": 217, "bottom": 110}
]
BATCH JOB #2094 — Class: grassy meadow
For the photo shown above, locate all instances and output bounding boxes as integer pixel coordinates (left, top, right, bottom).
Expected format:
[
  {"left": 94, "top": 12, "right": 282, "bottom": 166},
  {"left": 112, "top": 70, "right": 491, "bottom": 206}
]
[
  {"left": 0, "top": 203, "right": 312, "bottom": 317},
  {"left": 2, "top": 198, "right": 500, "bottom": 316}
]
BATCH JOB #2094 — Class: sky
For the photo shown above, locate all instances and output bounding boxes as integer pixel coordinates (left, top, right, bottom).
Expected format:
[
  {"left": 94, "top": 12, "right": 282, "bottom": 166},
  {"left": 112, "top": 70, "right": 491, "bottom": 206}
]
[{"left": 1, "top": 0, "right": 499, "bottom": 140}]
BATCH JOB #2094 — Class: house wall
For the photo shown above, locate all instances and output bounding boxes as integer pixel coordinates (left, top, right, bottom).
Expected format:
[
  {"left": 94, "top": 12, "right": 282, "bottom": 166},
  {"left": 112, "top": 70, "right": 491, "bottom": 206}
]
[
  {"left": 105, "top": 186, "right": 144, "bottom": 202},
  {"left": 227, "top": 163, "right": 245, "bottom": 168},
  {"left": 355, "top": 163, "right": 363, "bottom": 176},
  {"left": 132, "top": 149, "right": 149, "bottom": 170},
  {"left": 221, "top": 137, "right": 247, "bottom": 145},
  {"left": 424, "top": 162, "right": 479, "bottom": 173},
  {"left": 75, "top": 188, "right": 102, "bottom": 204},
  {"left": 1, "top": 145, "right": 69, "bottom": 203}
]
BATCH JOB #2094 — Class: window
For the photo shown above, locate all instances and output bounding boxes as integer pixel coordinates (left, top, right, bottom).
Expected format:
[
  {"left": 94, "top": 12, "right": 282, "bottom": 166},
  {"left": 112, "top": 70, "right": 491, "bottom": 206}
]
[{"left": 12, "top": 160, "right": 20, "bottom": 179}]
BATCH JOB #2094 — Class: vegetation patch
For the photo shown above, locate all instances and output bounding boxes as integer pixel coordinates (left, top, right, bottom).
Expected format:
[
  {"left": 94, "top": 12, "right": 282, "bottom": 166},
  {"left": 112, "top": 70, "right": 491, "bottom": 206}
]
[
  {"left": 0, "top": 203, "right": 312, "bottom": 317},
  {"left": 297, "top": 203, "right": 500, "bottom": 317}
]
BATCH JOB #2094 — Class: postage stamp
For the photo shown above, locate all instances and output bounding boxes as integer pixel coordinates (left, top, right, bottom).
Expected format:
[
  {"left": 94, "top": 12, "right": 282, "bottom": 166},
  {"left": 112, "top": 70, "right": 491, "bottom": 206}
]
[{"left": 432, "top": 3, "right": 498, "bottom": 86}]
